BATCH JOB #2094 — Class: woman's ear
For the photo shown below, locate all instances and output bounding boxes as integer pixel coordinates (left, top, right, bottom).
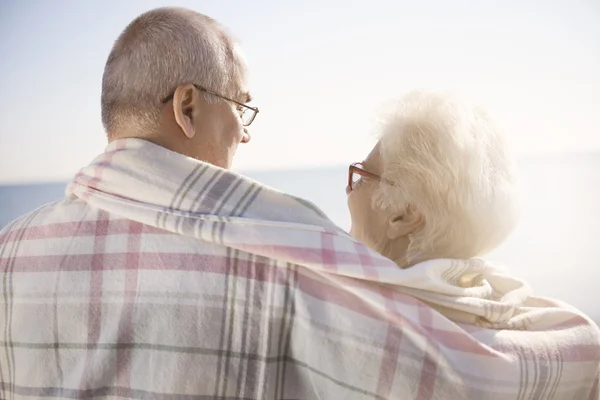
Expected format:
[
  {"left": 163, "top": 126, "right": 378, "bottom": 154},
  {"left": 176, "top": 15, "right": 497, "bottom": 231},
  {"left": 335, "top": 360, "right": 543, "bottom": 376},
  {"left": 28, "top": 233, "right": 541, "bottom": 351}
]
[
  {"left": 172, "top": 84, "right": 200, "bottom": 139},
  {"left": 386, "top": 204, "right": 424, "bottom": 240}
]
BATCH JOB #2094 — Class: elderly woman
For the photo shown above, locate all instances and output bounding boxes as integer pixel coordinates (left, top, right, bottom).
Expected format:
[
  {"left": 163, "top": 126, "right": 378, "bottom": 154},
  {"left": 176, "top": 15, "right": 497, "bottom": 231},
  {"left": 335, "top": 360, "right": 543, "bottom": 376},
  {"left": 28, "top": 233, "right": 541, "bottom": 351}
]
[
  {"left": 340, "top": 91, "right": 600, "bottom": 398},
  {"left": 347, "top": 91, "right": 520, "bottom": 268}
]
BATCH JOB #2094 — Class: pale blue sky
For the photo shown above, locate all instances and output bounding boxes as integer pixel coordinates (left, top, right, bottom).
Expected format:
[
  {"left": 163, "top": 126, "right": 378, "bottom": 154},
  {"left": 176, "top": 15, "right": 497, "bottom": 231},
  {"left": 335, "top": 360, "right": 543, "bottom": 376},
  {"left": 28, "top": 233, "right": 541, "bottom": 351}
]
[{"left": 0, "top": 0, "right": 598, "bottom": 183}]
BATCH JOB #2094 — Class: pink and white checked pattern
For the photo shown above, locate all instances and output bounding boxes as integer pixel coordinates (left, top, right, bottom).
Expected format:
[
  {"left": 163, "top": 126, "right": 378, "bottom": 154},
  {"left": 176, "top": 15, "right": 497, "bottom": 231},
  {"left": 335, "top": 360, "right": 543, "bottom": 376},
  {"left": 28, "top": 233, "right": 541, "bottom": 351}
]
[{"left": 1, "top": 138, "right": 599, "bottom": 399}]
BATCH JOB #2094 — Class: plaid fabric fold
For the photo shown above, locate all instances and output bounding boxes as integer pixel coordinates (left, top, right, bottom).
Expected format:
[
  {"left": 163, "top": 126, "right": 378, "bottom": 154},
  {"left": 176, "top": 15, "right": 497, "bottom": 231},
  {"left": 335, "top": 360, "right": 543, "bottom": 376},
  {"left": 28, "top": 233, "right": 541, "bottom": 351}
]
[{"left": 1, "top": 138, "right": 599, "bottom": 399}]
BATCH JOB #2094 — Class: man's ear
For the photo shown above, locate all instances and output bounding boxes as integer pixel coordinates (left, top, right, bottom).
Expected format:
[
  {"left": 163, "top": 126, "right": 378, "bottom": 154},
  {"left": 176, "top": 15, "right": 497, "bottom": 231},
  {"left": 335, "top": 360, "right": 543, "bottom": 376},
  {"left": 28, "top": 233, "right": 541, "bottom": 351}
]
[
  {"left": 172, "top": 84, "right": 200, "bottom": 139},
  {"left": 386, "top": 204, "right": 424, "bottom": 240}
]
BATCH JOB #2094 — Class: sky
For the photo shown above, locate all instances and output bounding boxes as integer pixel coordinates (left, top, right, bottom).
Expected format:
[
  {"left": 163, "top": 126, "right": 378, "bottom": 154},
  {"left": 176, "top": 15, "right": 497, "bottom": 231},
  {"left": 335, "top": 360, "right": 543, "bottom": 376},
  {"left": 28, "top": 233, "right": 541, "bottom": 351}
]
[{"left": 0, "top": 0, "right": 598, "bottom": 183}]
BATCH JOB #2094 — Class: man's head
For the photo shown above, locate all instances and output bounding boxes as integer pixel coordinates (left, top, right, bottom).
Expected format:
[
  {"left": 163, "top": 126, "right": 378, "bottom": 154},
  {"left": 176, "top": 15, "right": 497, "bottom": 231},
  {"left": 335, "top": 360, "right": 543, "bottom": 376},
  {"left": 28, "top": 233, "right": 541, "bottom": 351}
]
[
  {"left": 347, "top": 91, "right": 521, "bottom": 267},
  {"left": 101, "top": 7, "right": 254, "bottom": 168}
]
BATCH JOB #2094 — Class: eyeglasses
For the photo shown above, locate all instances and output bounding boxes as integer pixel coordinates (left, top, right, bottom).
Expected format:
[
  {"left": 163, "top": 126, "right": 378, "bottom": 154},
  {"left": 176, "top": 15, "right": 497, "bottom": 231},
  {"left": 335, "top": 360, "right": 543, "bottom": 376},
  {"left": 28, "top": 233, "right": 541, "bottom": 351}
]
[
  {"left": 162, "top": 84, "right": 259, "bottom": 126},
  {"left": 348, "top": 162, "right": 381, "bottom": 191}
]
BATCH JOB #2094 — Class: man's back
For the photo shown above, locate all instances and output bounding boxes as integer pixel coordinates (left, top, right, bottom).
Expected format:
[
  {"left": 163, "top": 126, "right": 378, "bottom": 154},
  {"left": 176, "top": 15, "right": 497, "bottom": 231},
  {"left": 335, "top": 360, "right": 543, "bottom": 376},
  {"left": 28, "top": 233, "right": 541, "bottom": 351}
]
[
  {"left": 1, "top": 198, "right": 335, "bottom": 398},
  {"left": 1, "top": 138, "right": 599, "bottom": 400}
]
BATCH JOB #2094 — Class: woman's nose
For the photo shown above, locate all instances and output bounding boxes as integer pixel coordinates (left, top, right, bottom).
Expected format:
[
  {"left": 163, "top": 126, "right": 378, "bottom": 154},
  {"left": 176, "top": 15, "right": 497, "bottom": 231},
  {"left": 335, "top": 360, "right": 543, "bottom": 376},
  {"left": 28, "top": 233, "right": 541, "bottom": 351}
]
[{"left": 242, "top": 129, "right": 251, "bottom": 144}]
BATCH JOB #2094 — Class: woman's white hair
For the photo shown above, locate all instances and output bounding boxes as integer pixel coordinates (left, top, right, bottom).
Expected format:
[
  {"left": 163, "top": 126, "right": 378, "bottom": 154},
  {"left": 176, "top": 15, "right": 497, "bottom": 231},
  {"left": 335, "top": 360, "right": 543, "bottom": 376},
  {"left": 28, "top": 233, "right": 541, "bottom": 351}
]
[
  {"left": 374, "top": 90, "right": 521, "bottom": 264},
  {"left": 101, "top": 7, "right": 247, "bottom": 137}
]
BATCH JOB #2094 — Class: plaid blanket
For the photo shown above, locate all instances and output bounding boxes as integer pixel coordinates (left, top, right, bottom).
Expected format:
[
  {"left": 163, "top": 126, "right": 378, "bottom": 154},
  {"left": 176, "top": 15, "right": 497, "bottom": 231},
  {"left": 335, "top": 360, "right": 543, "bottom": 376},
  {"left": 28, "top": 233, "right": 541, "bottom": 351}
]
[{"left": 1, "top": 138, "right": 598, "bottom": 399}]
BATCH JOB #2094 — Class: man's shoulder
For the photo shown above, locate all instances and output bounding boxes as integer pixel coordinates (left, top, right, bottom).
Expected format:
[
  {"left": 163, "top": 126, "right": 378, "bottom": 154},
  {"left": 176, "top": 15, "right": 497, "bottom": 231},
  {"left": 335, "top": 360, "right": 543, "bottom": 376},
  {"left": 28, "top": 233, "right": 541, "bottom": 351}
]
[
  {"left": 0, "top": 195, "right": 202, "bottom": 253},
  {"left": 0, "top": 196, "right": 91, "bottom": 243}
]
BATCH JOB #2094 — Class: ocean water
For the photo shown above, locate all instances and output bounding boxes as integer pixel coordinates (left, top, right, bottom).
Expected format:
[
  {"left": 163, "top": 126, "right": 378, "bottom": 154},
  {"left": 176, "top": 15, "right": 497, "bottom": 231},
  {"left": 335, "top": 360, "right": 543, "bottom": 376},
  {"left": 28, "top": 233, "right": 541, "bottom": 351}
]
[{"left": 1, "top": 154, "right": 599, "bottom": 322}]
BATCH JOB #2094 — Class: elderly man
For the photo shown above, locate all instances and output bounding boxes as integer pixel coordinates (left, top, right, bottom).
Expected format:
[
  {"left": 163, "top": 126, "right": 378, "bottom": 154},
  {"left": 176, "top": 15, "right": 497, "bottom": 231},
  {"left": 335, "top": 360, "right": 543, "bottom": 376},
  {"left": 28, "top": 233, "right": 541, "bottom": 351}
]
[{"left": 1, "top": 7, "right": 598, "bottom": 400}]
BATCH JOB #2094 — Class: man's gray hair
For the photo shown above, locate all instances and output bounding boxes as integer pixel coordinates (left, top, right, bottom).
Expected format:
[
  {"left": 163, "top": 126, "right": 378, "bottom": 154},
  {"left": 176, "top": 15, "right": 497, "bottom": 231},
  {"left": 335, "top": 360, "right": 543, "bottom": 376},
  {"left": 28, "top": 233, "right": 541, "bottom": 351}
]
[
  {"left": 374, "top": 91, "right": 522, "bottom": 264},
  {"left": 101, "top": 7, "right": 246, "bottom": 137}
]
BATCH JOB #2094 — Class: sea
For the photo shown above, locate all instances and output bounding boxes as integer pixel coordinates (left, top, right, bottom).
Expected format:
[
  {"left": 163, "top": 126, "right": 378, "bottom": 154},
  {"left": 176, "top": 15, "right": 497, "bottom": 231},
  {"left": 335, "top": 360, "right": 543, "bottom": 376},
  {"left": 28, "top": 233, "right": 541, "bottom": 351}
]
[{"left": 1, "top": 153, "right": 599, "bottom": 323}]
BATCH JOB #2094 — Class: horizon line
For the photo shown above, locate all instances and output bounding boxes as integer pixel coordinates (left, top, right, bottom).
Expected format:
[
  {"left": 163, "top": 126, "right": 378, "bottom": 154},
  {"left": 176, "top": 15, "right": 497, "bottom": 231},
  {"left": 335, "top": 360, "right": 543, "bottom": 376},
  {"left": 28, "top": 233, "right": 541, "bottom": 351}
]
[{"left": 1, "top": 149, "right": 599, "bottom": 187}]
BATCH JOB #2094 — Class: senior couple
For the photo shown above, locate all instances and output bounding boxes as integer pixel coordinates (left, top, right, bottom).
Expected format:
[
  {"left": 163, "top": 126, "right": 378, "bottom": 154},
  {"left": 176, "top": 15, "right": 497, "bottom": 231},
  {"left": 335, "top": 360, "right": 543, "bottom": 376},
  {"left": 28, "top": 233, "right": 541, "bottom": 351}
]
[{"left": 1, "top": 7, "right": 599, "bottom": 400}]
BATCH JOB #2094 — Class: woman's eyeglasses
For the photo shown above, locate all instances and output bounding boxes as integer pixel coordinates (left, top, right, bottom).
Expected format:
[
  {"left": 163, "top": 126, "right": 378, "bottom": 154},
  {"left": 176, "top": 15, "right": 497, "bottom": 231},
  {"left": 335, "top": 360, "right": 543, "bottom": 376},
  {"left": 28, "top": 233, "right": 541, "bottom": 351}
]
[{"left": 348, "top": 162, "right": 381, "bottom": 191}]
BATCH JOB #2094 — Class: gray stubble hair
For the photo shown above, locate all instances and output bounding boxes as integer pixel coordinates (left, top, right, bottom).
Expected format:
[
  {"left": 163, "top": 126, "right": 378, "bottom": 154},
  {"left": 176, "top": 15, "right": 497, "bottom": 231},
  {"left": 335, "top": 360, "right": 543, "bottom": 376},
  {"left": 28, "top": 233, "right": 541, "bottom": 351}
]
[{"left": 100, "top": 7, "right": 246, "bottom": 137}]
